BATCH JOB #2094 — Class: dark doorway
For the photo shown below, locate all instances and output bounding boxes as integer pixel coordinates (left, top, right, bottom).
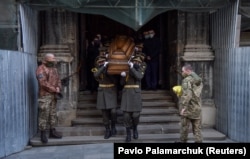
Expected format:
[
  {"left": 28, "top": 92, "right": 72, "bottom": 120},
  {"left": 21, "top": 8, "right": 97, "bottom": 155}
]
[{"left": 79, "top": 11, "right": 175, "bottom": 91}]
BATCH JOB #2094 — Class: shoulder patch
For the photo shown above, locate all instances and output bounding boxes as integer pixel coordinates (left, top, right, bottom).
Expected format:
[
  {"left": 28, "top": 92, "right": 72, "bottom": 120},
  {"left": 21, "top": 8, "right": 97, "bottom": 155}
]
[
  {"left": 37, "top": 74, "right": 44, "bottom": 79},
  {"left": 182, "top": 82, "right": 188, "bottom": 90}
]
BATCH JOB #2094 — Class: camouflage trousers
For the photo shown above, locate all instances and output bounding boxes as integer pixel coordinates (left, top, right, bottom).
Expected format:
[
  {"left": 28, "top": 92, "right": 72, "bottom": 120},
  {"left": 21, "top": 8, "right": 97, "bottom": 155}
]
[
  {"left": 38, "top": 95, "right": 57, "bottom": 131},
  {"left": 123, "top": 111, "right": 140, "bottom": 128},
  {"left": 102, "top": 108, "right": 117, "bottom": 125},
  {"left": 180, "top": 117, "right": 203, "bottom": 143}
]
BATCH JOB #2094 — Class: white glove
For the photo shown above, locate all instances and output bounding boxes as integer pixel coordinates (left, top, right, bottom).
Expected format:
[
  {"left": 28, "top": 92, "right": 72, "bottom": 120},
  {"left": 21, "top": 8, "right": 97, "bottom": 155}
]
[
  {"left": 121, "top": 71, "right": 126, "bottom": 77},
  {"left": 104, "top": 61, "right": 109, "bottom": 67},
  {"left": 135, "top": 47, "right": 139, "bottom": 51},
  {"left": 128, "top": 62, "right": 134, "bottom": 68}
]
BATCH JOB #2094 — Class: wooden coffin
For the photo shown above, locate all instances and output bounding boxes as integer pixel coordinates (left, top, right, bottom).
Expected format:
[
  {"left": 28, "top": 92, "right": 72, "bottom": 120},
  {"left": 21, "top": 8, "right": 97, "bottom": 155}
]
[{"left": 107, "top": 35, "right": 135, "bottom": 75}]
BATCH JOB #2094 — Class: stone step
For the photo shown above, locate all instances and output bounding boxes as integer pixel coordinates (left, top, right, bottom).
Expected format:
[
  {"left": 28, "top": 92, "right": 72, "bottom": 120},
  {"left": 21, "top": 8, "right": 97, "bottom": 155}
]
[
  {"left": 29, "top": 128, "right": 230, "bottom": 146},
  {"left": 71, "top": 115, "right": 180, "bottom": 126},
  {"left": 78, "top": 91, "right": 173, "bottom": 101},
  {"left": 76, "top": 107, "right": 179, "bottom": 117},
  {"left": 77, "top": 101, "right": 177, "bottom": 109},
  {"left": 79, "top": 90, "right": 171, "bottom": 95},
  {"left": 55, "top": 124, "right": 181, "bottom": 136}
]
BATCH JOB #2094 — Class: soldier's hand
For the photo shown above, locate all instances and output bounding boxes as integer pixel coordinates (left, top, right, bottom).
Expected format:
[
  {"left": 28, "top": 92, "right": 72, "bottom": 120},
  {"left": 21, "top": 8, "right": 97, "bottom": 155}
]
[
  {"left": 180, "top": 108, "right": 185, "bottom": 116},
  {"left": 121, "top": 71, "right": 126, "bottom": 77},
  {"left": 104, "top": 61, "right": 109, "bottom": 67},
  {"left": 135, "top": 47, "right": 139, "bottom": 52},
  {"left": 56, "top": 87, "right": 60, "bottom": 93},
  {"left": 128, "top": 62, "right": 134, "bottom": 68}
]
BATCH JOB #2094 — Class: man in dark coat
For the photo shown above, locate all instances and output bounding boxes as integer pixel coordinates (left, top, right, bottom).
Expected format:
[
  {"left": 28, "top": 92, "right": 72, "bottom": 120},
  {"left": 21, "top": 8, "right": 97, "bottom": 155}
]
[
  {"left": 87, "top": 36, "right": 101, "bottom": 93},
  {"left": 120, "top": 56, "right": 147, "bottom": 142},
  {"left": 142, "top": 29, "right": 161, "bottom": 90},
  {"left": 92, "top": 56, "right": 118, "bottom": 139}
]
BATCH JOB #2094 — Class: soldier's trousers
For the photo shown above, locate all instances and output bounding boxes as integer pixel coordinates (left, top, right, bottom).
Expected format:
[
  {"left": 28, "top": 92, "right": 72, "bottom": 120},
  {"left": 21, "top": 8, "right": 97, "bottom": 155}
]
[
  {"left": 102, "top": 108, "right": 116, "bottom": 125},
  {"left": 38, "top": 95, "right": 57, "bottom": 131},
  {"left": 123, "top": 111, "right": 140, "bottom": 128},
  {"left": 180, "top": 117, "right": 202, "bottom": 143}
]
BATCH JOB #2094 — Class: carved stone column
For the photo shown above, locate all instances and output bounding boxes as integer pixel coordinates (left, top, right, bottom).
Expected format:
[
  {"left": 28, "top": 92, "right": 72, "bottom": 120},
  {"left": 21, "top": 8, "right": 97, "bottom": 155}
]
[
  {"left": 181, "top": 13, "right": 214, "bottom": 62},
  {"left": 180, "top": 12, "right": 215, "bottom": 128},
  {"left": 38, "top": 9, "right": 79, "bottom": 126}
]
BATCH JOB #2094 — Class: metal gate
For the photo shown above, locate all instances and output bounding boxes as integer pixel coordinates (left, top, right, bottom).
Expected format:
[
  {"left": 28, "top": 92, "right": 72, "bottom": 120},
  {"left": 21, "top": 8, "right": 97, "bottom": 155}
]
[
  {"left": 0, "top": 4, "right": 39, "bottom": 158},
  {"left": 211, "top": 0, "right": 250, "bottom": 142}
]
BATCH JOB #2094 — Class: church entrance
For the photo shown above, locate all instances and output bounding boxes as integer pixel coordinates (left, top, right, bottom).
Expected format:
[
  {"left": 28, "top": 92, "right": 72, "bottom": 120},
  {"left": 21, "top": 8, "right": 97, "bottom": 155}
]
[{"left": 79, "top": 11, "right": 176, "bottom": 91}]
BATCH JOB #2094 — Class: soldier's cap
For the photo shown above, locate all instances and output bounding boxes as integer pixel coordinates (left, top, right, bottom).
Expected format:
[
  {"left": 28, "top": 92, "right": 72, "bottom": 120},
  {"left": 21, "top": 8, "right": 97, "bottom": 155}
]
[
  {"left": 95, "top": 55, "right": 107, "bottom": 63},
  {"left": 132, "top": 56, "right": 142, "bottom": 63},
  {"left": 135, "top": 43, "right": 143, "bottom": 48},
  {"left": 135, "top": 52, "right": 145, "bottom": 61}
]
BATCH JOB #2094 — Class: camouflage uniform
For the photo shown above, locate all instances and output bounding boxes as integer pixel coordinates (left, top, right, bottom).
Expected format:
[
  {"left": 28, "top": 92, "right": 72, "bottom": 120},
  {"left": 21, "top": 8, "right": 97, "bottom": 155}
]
[
  {"left": 179, "top": 72, "right": 203, "bottom": 143},
  {"left": 36, "top": 64, "right": 61, "bottom": 131},
  {"left": 120, "top": 58, "right": 147, "bottom": 142},
  {"left": 93, "top": 57, "right": 118, "bottom": 139}
]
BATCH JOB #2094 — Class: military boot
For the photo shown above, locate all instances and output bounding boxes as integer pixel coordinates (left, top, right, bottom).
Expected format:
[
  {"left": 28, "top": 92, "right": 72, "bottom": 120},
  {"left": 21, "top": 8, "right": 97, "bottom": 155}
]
[
  {"left": 111, "top": 121, "right": 117, "bottom": 136},
  {"left": 49, "top": 128, "right": 62, "bottom": 139},
  {"left": 104, "top": 125, "right": 111, "bottom": 139},
  {"left": 133, "top": 125, "right": 138, "bottom": 139},
  {"left": 125, "top": 127, "right": 131, "bottom": 142},
  {"left": 40, "top": 130, "right": 48, "bottom": 143}
]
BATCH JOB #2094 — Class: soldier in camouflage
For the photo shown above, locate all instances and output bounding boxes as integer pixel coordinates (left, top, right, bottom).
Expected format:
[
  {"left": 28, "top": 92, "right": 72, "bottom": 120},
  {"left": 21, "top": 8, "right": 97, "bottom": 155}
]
[
  {"left": 120, "top": 55, "right": 147, "bottom": 142},
  {"left": 92, "top": 55, "right": 118, "bottom": 139},
  {"left": 36, "top": 53, "right": 62, "bottom": 143},
  {"left": 178, "top": 64, "right": 203, "bottom": 143}
]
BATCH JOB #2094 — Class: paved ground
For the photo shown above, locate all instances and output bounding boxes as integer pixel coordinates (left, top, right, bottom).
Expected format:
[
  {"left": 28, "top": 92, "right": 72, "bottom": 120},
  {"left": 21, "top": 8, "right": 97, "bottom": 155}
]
[
  {"left": 3, "top": 143, "right": 114, "bottom": 159},
  {"left": 3, "top": 137, "right": 236, "bottom": 159}
]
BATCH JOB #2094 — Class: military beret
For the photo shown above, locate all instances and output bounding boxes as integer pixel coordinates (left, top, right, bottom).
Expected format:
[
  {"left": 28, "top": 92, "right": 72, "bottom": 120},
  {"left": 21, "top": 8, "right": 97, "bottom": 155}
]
[
  {"left": 135, "top": 52, "right": 146, "bottom": 61},
  {"left": 95, "top": 56, "right": 107, "bottom": 63},
  {"left": 132, "top": 56, "right": 142, "bottom": 63}
]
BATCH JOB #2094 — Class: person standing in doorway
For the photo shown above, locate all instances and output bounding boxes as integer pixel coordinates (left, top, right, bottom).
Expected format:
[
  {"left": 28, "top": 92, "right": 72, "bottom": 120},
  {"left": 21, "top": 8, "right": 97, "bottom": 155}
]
[
  {"left": 87, "top": 36, "right": 101, "bottom": 93},
  {"left": 142, "top": 29, "right": 161, "bottom": 90},
  {"left": 96, "top": 33, "right": 104, "bottom": 48},
  {"left": 178, "top": 64, "right": 203, "bottom": 143},
  {"left": 36, "top": 53, "right": 62, "bottom": 143},
  {"left": 92, "top": 55, "right": 118, "bottom": 139},
  {"left": 120, "top": 55, "right": 147, "bottom": 142}
]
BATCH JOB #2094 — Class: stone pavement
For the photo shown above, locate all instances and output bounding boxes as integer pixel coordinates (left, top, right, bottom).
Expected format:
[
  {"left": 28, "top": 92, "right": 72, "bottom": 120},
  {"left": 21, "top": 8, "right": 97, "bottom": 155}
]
[
  {"left": 3, "top": 137, "right": 236, "bottom": 159},
  {"left": 3, "top": 143, "right": 114, "bottom": 159}
]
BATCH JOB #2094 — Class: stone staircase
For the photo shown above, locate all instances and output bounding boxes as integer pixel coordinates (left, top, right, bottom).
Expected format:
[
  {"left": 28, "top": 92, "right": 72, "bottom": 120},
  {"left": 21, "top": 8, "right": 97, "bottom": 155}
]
[{"left": 30, "top": 90, "right": 231, "bottom": 146}]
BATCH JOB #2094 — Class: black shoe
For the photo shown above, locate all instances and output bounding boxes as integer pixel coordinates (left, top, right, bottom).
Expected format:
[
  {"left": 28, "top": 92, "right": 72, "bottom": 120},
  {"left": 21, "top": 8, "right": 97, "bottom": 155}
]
[
  {"left": 41, "top": 131, "right": 48, "bottom": 143},
  {"left": 104, "top": 130, "right": 111, "bottom": 139},
  {"left": 104, "top": 125, "right": 111, "bottom": 139},
  {"left": 111, "top": 126, "right": 117, "bottom": 136},
  {"left": 126, "top": 128, "right": 131, "bottom": 142},
  {"left": 133, "top": 129, "right": 138, "bottom": 139}
]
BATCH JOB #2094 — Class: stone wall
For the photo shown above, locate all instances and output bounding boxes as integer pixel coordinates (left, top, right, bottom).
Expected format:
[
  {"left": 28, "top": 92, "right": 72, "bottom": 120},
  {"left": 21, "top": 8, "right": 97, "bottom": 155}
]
[{"left": 176, "top": 11, "right": 216, "bottom": 128}]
